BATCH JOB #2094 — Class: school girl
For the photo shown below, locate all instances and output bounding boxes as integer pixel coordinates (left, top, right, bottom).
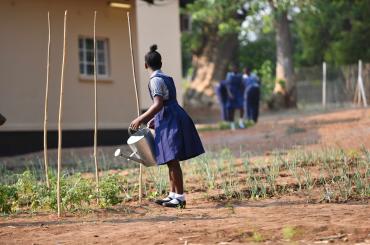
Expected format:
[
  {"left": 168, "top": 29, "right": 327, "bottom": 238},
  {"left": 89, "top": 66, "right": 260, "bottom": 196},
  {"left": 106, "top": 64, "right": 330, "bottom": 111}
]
[
  {"left": 215, "top": 80, "right": 229, "bottom": 121},
  {"left": 225, "top": 65, "right": 245, "bottom": 129},
  {"left": 243, "top": 68, "right": 260, "bottom": 123},
  {"left": 130, "top": 45, "right": 205, "bottom": 208}
]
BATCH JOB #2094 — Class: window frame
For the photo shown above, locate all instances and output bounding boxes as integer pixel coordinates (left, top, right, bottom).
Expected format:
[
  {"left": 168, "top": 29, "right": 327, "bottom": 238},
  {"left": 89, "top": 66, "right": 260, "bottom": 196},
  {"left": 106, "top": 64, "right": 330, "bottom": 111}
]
[{"left": 78, "top": 36, "right": 111, "bottom": 80}]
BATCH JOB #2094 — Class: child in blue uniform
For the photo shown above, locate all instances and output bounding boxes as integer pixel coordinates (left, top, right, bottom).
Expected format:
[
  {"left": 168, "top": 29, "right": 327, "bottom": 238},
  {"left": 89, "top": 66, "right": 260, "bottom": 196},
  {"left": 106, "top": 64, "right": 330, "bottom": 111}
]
[
  {"left": 225, "top": 65, "right": 245, "bottom": 129},
  {"left": 243, "top": 68, "right": 260, "bottom": 123},
  {"left": 215, "top": 80, "right": 229, "bottom": 121},
  {"left": 130, "top": 45, "right": 205, "bottom": 208}
]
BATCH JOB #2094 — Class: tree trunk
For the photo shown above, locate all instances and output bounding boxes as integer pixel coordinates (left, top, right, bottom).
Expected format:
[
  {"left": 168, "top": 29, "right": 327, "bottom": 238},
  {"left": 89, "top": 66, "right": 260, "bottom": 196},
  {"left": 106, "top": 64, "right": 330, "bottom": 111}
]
[
  {"left": 184, "top": 33, "right": 239, "bottom": 108},
  {"left": 270, "top": 10, "right": 296, "bottom": 109}
]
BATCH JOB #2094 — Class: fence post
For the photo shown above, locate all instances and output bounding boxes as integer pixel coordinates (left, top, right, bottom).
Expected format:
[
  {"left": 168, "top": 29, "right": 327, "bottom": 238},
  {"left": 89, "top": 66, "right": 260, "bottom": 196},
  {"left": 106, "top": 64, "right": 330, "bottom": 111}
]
[
  {"left": 358, "top": 60, "right": 368, "bottom": 107},
  {"left": 322, "top": 62, "right": 326, "bottom": 108}
]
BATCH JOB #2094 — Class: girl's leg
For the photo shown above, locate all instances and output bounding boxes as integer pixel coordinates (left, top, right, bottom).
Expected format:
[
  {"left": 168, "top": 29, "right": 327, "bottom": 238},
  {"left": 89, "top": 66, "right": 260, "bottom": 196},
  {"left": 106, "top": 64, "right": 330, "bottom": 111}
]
[
  {"left": 168, "top": 164, "right": 176, "bottom": 193},
  {"left": 167, "top": 160, "right": 184, "bottom": 194},
  {"left": 239, "top": 107, "right": 244, "bottom": 118},
  {"left": 228, "top": 108, "right": 234, "bottom": 122}
]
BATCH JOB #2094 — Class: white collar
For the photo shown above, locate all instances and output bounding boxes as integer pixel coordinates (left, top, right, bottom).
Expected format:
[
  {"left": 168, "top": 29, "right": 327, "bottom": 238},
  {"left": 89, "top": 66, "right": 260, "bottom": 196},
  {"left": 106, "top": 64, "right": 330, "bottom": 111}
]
[{"left": 150, "top": 69, "right": 163, "bottom": 78}]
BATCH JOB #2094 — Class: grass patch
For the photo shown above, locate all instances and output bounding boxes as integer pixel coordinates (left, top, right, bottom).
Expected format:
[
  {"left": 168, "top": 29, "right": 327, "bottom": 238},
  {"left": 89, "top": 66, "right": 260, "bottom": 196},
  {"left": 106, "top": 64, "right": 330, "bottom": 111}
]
[
  {"left": 282, "top": 226, "right": 298, "bottom": 240},
  {"left": 252, "top": 231, "right": 264, "bottom": 242}
]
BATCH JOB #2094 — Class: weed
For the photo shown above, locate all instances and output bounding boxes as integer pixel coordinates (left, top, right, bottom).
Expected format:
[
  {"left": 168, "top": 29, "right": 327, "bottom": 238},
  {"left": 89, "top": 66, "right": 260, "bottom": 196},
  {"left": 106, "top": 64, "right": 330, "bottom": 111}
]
[
  {"left": 252, "top": 231, "right": 264, "bottom": 242},
  {"left": 282, "top": 226, "right": 298, "bottom": 240},
  {"left": 145, "top": 165, "right": 169, "bottom": 198}
]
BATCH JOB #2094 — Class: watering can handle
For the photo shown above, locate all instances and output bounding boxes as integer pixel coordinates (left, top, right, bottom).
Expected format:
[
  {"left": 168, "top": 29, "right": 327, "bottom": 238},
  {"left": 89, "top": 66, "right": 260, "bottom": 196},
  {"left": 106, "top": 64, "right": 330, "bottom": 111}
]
[
  {"left": 128, "top": 125, "right": 148, "bottom": 136},
  {"left": 128, "top": 127, "right": 137, "bottom": 136}
]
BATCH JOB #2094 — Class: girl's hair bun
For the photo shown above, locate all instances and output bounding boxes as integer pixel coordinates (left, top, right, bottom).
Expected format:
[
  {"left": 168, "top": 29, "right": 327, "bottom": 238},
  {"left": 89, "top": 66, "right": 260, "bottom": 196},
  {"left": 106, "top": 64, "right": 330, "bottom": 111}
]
[{"left": 150, "top": 44, "right": 158, "bottom": 52}]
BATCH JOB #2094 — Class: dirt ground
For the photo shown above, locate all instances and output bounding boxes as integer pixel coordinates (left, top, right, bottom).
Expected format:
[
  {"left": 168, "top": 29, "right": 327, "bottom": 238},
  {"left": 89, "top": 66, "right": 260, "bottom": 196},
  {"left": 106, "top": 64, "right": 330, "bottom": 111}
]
[{"left": 1, "top": 108, "right": 370, "bottom": 245}]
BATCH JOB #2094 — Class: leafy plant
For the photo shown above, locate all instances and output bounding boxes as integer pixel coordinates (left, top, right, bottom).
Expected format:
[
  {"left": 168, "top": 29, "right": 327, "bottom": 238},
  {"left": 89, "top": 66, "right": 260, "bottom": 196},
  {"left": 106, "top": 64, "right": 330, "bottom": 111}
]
[
  {"left": 62, "top": 174, "right": 93, "bottom": 211},
  {"left": 98, "top": 174, "right": 123, "bottom": 208},
  {"left": 15, "top": 171, "right": 37, "bottom": 207},
  {"left": 0, "top": 184, "right": 17, "bottom": 214}
]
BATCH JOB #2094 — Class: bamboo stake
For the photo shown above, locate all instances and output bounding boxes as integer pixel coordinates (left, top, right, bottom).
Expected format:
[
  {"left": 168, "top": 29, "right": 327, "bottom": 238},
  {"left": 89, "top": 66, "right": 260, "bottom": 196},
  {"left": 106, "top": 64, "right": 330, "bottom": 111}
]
[
  {"left": 43, "top": 12, "right": 51, "bottom": 189},
  {"left": 322, "top": 62, "right": 326, "bottom": 108},
  {"left": 127, "top": 11, "right": 143, "bottom": 204},
  {"left": 358, "top": 60, "right": 368, "bottom": 107},
  {"left": 57, "top": 10, "right": 67, "bottom": 218},
  {"left": 93, "top": 11, "right": 100, "bottom": 204}
]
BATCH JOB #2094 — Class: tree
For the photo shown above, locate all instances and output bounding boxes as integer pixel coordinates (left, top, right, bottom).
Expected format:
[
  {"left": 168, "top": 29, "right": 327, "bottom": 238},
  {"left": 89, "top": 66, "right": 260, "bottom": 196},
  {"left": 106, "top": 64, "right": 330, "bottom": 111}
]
[
  {"left": 295, "top": 0, "right": 370, "bottom": 66},
  {"left": 182, "top": 0, "right": 247, "bottom": 107}
]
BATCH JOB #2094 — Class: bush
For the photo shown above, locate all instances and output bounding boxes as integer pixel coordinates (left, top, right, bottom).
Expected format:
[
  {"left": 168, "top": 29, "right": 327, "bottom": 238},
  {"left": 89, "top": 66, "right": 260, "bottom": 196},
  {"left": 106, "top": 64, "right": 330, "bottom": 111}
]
[
  {"left": 15, "top": 171, "right": 37, "bottom": 207},
  {"left": 62, "top": 174, "right": 94, "bottom": 211},
  {"left": 98, "top": 174, "right": 123, "bottom": 208},
  {"left": 0, "top": 184, "right": 17, "bottom": 214},
  {"left": 47, "top": 173, "right": 94, "bottom": 212}
]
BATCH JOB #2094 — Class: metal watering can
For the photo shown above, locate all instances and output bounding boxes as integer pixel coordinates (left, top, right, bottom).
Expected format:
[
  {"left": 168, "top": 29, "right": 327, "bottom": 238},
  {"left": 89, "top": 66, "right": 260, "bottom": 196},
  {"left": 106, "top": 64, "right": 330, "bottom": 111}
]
[{"left": 114, "top": 127, "right": 157, "bottom": 167}]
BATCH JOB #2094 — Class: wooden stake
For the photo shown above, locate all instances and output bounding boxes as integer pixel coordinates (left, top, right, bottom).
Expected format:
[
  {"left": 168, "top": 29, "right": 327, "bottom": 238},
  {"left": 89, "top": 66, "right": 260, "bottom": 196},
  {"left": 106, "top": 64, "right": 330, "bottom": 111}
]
[
  {"left": 358, "top": 60, "right": 368, "bottom": 107},
  {"left": 127, "top": 11, "right": 143, "bottom": 204},
  {"left": 93, "top": 10, "right": 100, "bottom": 203},
  {"left": 43, "top": 12, "right": 51, "bottom": 189},
  {"left": 322, "top": 62, "right": 326, "bottom": 108},
  {"left": 57, "top": 10, "right": 67, "bottom": 218}
]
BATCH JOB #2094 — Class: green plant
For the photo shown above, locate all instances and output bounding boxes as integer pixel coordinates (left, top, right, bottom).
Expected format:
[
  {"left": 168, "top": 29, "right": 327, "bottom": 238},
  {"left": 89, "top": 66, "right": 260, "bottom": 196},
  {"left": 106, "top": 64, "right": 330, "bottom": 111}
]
[
  {"left": 282, "top": 226, "right": 298, "bottom": 240},
  {"left": 98, "top": 174, "right": 123, "bottom": 208},
  {"left": 264, "top": 162, "right": 280, "bottom": 195},
  {"left": 0, "top": 184, "right": 17, "bottom": 214},
  {"left": 145, "top": 165, "right": 169, "bottom": 198},
  {"left": 15, "top": 171, "right": 37, "bottom": 207},
  {"left": 252, "top": 231, "right": 264, "bottom": 242},
  {"left": 199, "top": 155, "right": 216, "bottom": 190},
  {"left": 63, "top": 174, "right": 93, "bottom": 211}
]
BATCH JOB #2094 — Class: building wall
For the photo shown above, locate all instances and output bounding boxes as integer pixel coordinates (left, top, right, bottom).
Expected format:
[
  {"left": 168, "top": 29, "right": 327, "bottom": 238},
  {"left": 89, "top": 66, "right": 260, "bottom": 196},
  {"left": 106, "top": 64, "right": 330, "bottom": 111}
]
[
  {"left": 0, "top": 0, "right": 138, "bottom": 131},
  {"left": 0, "top": 0, "right": 182, "bottom": 156},
  {"left": 135, "top": 0, "right": 183, "bottom": 108}
]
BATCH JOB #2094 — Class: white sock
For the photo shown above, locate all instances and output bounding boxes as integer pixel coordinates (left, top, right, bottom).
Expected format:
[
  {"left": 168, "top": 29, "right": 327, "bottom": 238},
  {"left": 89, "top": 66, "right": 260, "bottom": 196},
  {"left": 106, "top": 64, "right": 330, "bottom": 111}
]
[
  {"left": 174, "top": 193, "right": 185, "bottom": 201},
  {"left": 239, "top": 119, "right": 245, "bottom": 128},
  {"left": 169, "top": 192, "right": 176, "bottom": 198},
  {"left": 162, "top": 192, "right": 176, "bottom": 201}
]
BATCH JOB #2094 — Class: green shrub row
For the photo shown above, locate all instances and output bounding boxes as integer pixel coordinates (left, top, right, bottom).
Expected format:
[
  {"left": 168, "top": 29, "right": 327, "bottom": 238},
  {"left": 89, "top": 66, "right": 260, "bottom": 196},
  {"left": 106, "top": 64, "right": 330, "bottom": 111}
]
[{"left": 0, "top": 171, "right": 124, "bottom": 214}]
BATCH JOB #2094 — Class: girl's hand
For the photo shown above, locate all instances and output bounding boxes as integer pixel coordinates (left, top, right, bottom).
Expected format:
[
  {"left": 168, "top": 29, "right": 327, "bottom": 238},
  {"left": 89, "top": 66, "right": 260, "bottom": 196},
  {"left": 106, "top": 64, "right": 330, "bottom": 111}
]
[
  {"left": 147, "top": 118, "right": 155, "bottom": 129},
  {"left": 130, "top": 117, "right": 142, "bottom": 131}
]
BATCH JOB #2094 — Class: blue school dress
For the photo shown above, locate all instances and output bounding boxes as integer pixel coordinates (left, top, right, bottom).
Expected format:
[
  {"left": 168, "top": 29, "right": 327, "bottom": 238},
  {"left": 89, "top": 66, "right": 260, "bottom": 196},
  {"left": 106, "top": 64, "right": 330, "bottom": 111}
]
[
  {"left": 225, "top": 72, "right": 244, "bottom": 110},
  {"left": 243, "top": 74, "right": 260, "bottom": 123},
  {"left": 149, "top": 72, "right": 205, "bottom": 165},
  {"left": 215, "top": 80, "right": 229, "bottom": 121}
]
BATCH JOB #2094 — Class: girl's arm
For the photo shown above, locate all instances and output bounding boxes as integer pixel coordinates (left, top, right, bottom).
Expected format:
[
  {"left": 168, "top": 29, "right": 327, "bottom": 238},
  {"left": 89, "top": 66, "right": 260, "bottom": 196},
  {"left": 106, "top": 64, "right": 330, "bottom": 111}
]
[{"left": 129, "top": 96, "right": 164, "bottom": 130}]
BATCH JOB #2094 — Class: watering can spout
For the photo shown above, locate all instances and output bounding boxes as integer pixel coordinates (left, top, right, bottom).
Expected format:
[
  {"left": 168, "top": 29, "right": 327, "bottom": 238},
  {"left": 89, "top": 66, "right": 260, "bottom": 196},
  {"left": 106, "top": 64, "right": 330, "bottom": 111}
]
[
  {"left": 114, "top": 127, "right": 157, "bottom": 167},
  {"left": 114, "top": 148, "right": 121, "bottom": 157},
  {"left": 114, "top": 147, "right": 148, "bottom": 165}
]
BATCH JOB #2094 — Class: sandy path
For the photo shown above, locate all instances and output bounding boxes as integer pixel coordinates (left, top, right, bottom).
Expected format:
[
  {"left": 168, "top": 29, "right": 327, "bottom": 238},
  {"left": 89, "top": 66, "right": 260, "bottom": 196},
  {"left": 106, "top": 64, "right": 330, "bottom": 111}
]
[{"left": 200, "top": 108, "right": 370, "bottom": 155}]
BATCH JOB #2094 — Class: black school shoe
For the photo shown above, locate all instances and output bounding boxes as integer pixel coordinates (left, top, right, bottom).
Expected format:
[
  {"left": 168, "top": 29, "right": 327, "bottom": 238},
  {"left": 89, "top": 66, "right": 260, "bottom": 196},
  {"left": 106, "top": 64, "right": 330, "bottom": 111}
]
[
  {"left": 162, "top": 198, "right": 186, "bottom": 208},
  {"left": 154, "top": 197, "right": 173, "bottom": 206}
]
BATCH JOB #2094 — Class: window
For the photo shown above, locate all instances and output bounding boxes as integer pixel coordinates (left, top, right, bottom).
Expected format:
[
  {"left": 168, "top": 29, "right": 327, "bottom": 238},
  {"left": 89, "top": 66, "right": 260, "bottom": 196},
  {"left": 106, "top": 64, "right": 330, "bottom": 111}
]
[
  {"left": 180, "top": 13, "right": 192, "bottom": 32},
  {"left": 79, "top": 37, "right": 109, "bottom": 78}
]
